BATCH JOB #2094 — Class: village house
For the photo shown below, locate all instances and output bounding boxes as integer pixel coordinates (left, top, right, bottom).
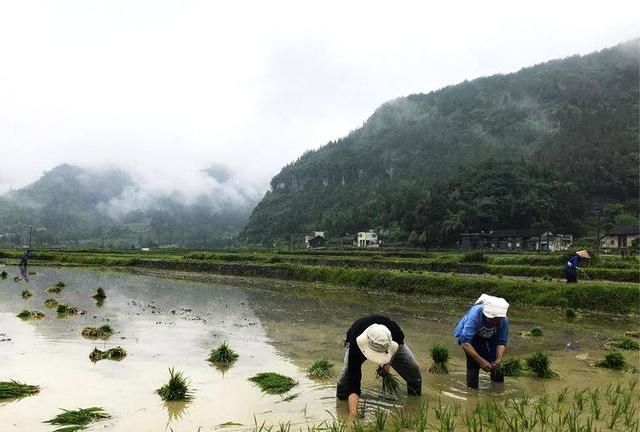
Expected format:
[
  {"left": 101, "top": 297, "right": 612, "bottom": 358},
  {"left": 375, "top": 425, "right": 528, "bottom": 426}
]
[
  {"left": 460, "top": 229, "right": 573, "bottom": 251},
  {"left": 600, "top": 225, "right": 639, "bottom": 252},
  {"left": 356, "top": 230, "right": 379, "bottom": 248},
  {"left": 305, "top": 231, "right": 326, "bottom": 249}
]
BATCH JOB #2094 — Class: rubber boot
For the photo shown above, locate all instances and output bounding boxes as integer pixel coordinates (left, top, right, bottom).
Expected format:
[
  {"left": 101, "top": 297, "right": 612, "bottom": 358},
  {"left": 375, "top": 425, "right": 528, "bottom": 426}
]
[{"left": 467, "top": 367, "right": 479, "bottom": 389}]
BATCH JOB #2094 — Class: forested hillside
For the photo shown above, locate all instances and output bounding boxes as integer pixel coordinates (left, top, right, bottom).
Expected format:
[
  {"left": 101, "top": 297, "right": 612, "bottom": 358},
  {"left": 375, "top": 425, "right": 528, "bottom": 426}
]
[{"left": 243, "top": 39, "right": 639, "bottom": 245}]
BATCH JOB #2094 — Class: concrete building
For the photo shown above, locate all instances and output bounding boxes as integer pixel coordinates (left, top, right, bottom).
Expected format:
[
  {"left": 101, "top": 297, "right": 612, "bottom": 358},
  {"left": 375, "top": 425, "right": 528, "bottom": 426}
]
[{"left": 356, "top": 230, "right": 379, "bottom": 248}]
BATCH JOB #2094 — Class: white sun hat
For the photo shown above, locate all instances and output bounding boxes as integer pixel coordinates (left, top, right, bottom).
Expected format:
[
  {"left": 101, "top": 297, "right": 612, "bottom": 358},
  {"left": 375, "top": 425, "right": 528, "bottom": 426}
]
[
  {"left": 475, "top": 293, "right": 509, "bottom": 318},
  {"left": 356, "top": 324, "right": 399, "bottom": 366}
]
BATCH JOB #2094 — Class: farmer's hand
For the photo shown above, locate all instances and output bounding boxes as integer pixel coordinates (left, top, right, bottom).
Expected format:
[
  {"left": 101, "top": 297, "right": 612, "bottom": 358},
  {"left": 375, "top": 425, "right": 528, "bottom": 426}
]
[
  {"left": 382, "top": 363, "right": 391, "bottom": 374},
  {"left": 479, "top": 359, "right": 492, "bottom": 372}
]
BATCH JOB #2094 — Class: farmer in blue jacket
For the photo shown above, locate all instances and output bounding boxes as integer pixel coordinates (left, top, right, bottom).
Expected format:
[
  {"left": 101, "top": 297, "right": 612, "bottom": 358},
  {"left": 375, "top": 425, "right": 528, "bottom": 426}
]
[
  {"left": 564, "top": 250, "right": 590, "bottom": 283},
  {"left": 454, "top": 294, "right": 509, "bottom": 388}
]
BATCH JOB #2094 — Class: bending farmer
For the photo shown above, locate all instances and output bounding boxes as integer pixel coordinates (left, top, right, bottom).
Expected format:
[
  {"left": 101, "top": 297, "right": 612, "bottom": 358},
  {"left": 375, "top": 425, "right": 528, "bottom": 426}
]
[
  {"left": 336, "top": 315, "right": 422, "bottom": 416},
  {"left": 454, "top": 294, "right": 509, "bottom": 388},
  {"left": 564, "top": 249, "right": 590, "bottom": 283}
]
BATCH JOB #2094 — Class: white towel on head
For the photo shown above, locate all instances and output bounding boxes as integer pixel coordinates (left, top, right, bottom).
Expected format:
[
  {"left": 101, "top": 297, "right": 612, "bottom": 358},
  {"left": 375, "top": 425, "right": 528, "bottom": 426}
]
[{"left": 475, "top": 293, "right": 509, "bottom": 318}]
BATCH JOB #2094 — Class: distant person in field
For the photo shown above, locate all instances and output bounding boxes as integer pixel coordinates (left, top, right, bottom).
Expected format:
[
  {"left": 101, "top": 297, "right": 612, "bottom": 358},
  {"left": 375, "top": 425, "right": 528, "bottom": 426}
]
[
  {"left": 564, "top": 250, "right": 590, "bottom": 283},
  {"left": 336, "top": 315, "right": 422, "bottom": 416},
  {"left": 18, "top": 249, "right": 30, "bottom": 281},
  {"left": 454, "top": 294, "right": 509, "bottom": 389}
]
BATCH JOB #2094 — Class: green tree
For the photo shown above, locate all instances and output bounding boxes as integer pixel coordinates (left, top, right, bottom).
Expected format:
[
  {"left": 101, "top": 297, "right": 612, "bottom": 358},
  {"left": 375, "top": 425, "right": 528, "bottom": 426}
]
[
  {"left": 419, "top": 231, "right": 428, "bottom": 250},
  {"left": 408, "top": 230, "right": 419, "bottom": 246}
]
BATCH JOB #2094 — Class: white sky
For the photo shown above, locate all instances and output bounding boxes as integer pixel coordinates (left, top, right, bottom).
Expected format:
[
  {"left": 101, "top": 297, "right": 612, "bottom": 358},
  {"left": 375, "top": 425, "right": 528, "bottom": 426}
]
[{"left": 0, "top": 0, "right": 638, "bottom": 194}]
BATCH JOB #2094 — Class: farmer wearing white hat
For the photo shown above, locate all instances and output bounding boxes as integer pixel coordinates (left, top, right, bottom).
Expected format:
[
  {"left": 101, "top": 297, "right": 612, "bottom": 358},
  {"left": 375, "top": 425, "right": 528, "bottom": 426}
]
[
  {"left": 336, "top": 315, "right": 422, "bottom": 416},
  {"left": 564, "top": 250, "right": 591, "bottom": 283},
  {"left": 454, "top": 294, "right": 510, "bottom": 388}
]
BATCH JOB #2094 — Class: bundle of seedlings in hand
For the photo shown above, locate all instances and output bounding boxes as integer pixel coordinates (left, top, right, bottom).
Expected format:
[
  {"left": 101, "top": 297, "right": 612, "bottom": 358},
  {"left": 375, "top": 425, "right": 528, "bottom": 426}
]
[
  {"left": 16, "top": 310, "right": 44, "bottom": 320},
  {"left": 612, "top": 338, "right": 640, "bottom": 351},
  {"left": 21, "top": 290, "right": 32, "bottom": 299},
  {"left": 0, "top": 270, "right": 7, "bottom": 279},
  {"left": 495, "top": 357, "right": 524, "bottom": 377},
  {"left": 44, "top": 298, "right": 59, "bottom": 308},
  {"left": 82, "top": 324, "right": 114, "bottom": 339},
  {"left": 92, "top": 287, "right": 106, "bottom": 300},
  {"left": 156, "top": 367, "right": 193, "bottom": 401},
  {"left": 428, "top": 344, "right": 450, "bottom": 374},
  {"left": 89, "top": 346, "right": 127, "bottom": 362},
  {"left": 307, "top": 358, "right": 336, "bottom": 380},
  {"left": 44, "top": 407, "right": 110, "bottom": 431},
  {"left": 595, "top": 352, "right": 626, "bottom": 370},
  {"left": 248, "top": 372, "right": 297, "bottom": 395},
  {"left": 376, "top": 367, "right": 401, "bottom": 397},
  {"left": 208, "top": 341, "right": 239, "bottom": 367},
  {"left": 0, "top": 380, "right": 40, "bottom": 400},
  {"left": 526, "top": 352, "right": 558, "bottom": 378}
]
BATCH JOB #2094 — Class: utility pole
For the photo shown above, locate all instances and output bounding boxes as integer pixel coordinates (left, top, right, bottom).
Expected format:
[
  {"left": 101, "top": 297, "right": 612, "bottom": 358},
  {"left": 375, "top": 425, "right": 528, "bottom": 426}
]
[
  {"left": 28, "top": 226, "right": 32, "bottom": 249},
  {"left": 228, "top": 237, "right": 231, "bottom": 252},
  {"left": 595, "top": 210, "right": 602, "bottom": 253}
]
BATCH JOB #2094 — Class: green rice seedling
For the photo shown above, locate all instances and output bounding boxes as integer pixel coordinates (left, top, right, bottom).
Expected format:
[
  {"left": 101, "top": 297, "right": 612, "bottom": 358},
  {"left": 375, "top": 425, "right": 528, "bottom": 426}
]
[
  {"left": 608, "top": 401, "right": 624, "bottom": 429},
  {"left": 325, "top": 419, "right": 347, "bottom": 432},
  {"left": 89, "top": 347, "right": 127, "bottom": 362},
  {"left": 629, "top": 378, "right": 638, "bottom": 392},
  {"left": 496, "top": 357, "right": 523, "bottom": 377},
  {"left": 57, "top": 304, "right": 68, "bottom": 314},
  {"left": 391, "top": 407, "right": 412, "bottom": 432},
  {"left": 276, "top": 421, "right": 291, "bottom": 432},
  {"left": 81, "top": 325, "right": 114, "bottom": 339},
  {"left": 589, "top": 388, "right": 601, "bottom": 420},
  {"left": 530, "top": 327, "right": 543, "bottom": 337},
  {"left": 371, "top": 407, "right": 388, "bottom": 432},
  {"left": 461, "top": 411, "right": 483, "bottom": 432},
  {"left": 573, "top": 389, "right": 587, "bottom": 412},
  {"left": 612, "top": 338, "right": 640, "bottom": 350},
  {"left": 351, "top": 419, "right": 366, "bottom": 432},
  {"left": 21, "top": 290, "right": 32, "bottom": 299},
  {"left": 376, "top": 367, "right": 400, "bottom": 398},
  {"left": 44, "top": 298, "right": 58, "bottom": 308},
  {"left": 595, "top": 351, "right": 626, "bottom": 370},
  {"left": 44, "top": 407, "right": 110, "bottom": 431},
  {"left": 156, "top": 367, "right": 193, "bottom": 401},
  {"left": 16, "top": 310, "right": 31, "bottom": 319},
  {"left": 248, "top": 372, "right": 297, "bottom": 395},
  {"left": 55, "top": 281, "right": 65, "bottom": 288},
  {"left": 46, "top": 285, "right": 62, "bottom": 293},
  {"left": 565, "top": 309, "right": 576, "bottom": 320},
  {"left": 92, "top": 287, "right": 106, "bottom": 300},
  {"left": 253, "top": 415, "right": 273, "bottom": 432},
  {"left": 412, "top": 401, "right": 429, "bottom": 432},
  {"left": 0, "top": 380, "right": 40, "bottom": 400},
  {"left": 13, "top": 276, "right": 21, "bottom": 282},
  {"left": 0, "top": 270, "right": 7, "bottom": 279},
  {"left": 526, "top": 352, "right": 558, "bottom": 379},
  {"left": 307, "top": 358, "right": 335, "bottom": 380},
  {"left": 624, "top": 402, "right": 637, "bottom": 428},
  {"left": 281, "top": 393, "right": 298, "bottom": 402},
  {"left": 428, "top": 344, "right": 449, "bottom": 374},
  {"left": 16, "top": 310, "right": 44, "bottom": 320},
  {"left": 208, "top": 341, "right": 239, "bottom": 366}
]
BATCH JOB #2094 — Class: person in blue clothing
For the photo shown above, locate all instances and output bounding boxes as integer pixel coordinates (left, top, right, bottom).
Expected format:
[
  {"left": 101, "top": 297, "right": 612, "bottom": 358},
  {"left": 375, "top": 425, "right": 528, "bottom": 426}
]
[
  {"left": 454, "top": 294, "right": 509, "bottom": 388},
  {"left": 564, "top": 250, "right": 590, "bottom": 283}
]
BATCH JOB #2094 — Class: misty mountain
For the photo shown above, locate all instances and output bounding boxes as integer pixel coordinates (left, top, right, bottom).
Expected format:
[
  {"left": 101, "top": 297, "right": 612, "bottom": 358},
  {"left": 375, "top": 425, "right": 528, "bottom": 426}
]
[
  {"left": 0, "top": 163, "right": 258, "bottom": 248},
  {"left": 243, "top": 39, "right": 639, "bottom": 245}
]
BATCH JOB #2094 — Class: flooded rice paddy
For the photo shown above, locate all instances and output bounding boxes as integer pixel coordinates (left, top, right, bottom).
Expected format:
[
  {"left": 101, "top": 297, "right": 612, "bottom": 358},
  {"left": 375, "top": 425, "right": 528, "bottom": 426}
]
[{"left": 0, "top": 266, "right": 638, "bottom": 431}]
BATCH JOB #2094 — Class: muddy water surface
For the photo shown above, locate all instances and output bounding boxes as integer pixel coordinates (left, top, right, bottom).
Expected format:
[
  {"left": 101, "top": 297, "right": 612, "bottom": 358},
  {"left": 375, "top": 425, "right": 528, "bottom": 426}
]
[{"left": 0, "top": 266, "right": 637, "bottom": 431}]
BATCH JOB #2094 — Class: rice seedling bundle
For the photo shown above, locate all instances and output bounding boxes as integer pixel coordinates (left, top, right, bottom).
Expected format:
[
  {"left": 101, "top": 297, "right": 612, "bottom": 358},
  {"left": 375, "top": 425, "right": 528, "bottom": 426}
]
[
  {"left": 81, "top": 325, "right": 114, "bottom": 339},
  {"left": 89, "top": 347, "right": 127, "bottom": 362},
  {"left": 92, "top": 287, "right": 106, "bottom": 300},
  {"left": 612, "top": 338, "right": 640, "bottom": 350},
  {"left": 496, "top": 357, "right": 524, "bottom": 377},
  {"left": 248, "top": 372, "right": 297, "bottom": 395},
  {"left": 46, "top": 285, "right": 63, "bottom": 293},
  {"left": 55, "top": 281, "right": 65, "bottom": 288},
  {"left": 44, "top": 407, "right": 110, "bottom": 431},
  {"left": 57, "top": 304, "right": 80, "bottom": 315},
  {"left": 595, "top": 352, "right": 626, "bottom": 370},
  {"left": 376, "top": 367, "right": 401, "bottom": 397},
  {"left": 44, "top": 298, "right": 59, "bottom": 308},
  {"left": 565, "top": 309, "right": 576, "bottom": 320},
  {"left": 0, "top": 380, "right": 40, "bottom": 400},
  {"left": 307, "top": 358, "right": 336, "bottom": 380},
  {"left": 156, "top": 367, "right": 193, "bottom": 401},
  {"left": 16, "top": 310, "right": 44, "bottom": 320},
  {"left": 208, "top": 341, "right": 239, "bottom": 365},
  {"left": 526, "top": 352, "right": 558, "bottom": 378},
  {"left": 530, "top": 327, "right": 543, "bottom": 337},
  {"left": 428, "top": 344, "right": 450, "bottom": 374},
  {"left": 13, "top": 276, "right": 21, "bottom": 282},
  {"left": 21, "top": 290, "right": 32, "bottom": 299},
  {"left": 0, "top": 270, "right": 7, "bottom": 279}
]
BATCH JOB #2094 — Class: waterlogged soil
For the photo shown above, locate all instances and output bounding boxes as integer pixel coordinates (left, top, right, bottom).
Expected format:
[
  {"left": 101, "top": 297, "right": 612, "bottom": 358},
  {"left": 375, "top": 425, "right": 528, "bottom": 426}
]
[{"left": 0, "top": 266, "right": 638, "bottom": 432}]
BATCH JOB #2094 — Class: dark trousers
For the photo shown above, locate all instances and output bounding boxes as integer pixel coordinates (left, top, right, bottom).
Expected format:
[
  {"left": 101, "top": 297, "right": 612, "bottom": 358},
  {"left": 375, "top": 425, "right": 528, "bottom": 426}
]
[
  {"left": 464, "top": 338, "right": 502, "bottom": 388},
  {"left": 565, "top": 266, "right": 577, "bottom": 283}
]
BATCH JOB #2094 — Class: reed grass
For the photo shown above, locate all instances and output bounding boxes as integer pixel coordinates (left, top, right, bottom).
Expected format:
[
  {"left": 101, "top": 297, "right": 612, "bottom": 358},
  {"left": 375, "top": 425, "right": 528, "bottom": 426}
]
[
  {"left": 21, "top": 290, "right": 32, "bottom": 299},
  {"left": 248, "top": 372, "right": 297, "bottom": 395},
  {"left": 0, "top": 380, "right": 40, "bottom": 400},
  {"left": 526, "top": 352, "right": 558, "bottom": 378},
  {"left": 81, "top": 324, "right": 114, "bottom": 339},
  {"left": 428, "top": 344, "right": 449, "bottom": 374},
  {"left": 595, "top": 351, "right": 626, "bottom": 370},
  {"left": 156, "top": 367, "right": 193, "bottom": 401},
  {"left": 92, "top": 287, "right": 106, "bottom": 300},
  {"left": 208, "top": 341, "right": 239, "bottom": 365},
  {"left": 44, "top": 407, "right": 109, "bottom": 431},
  {"left": 44, "top": 298, "right": 59, "bottom": 308},
  {"left": 307, "top": 358, "right": 335, "bottom": 380},
  {"left": 89, "top": 346, "right": 127, "bottom": 362}
]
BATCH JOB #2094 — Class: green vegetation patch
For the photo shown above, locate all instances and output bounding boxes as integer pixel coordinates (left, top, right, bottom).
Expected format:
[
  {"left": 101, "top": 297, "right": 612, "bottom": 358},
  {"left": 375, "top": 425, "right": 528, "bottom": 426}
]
[
  {"left": 428, "top": 344, "right": 449, "bottom": 374},
  {"left": 89, "top": 347, "right": 127, "bottom": 362},
  {"left": 17, "top": 310, "right": 44, "bottom": 320},
  {"left": 612, "top": 338, "right": 640, "bottom": 351},
  {"left": 207, "top": 341, "right": 239, "bottom": 366},
  {"left": 526, "top": 352, "right": 558, "bottom": 379},
  {"left": 44, "top": 407, "right": 110, "bottom": 431},
  {"left": 81, "top": 325, "right": 114, "bottom": 339},
  {"left": 156, "top": 367, "right": 193, "bottom": 401},
  {"left": 248, "top": 372, "right": 297, "bottom": 395},
  {"left": 595, "top": 352, "right": 626, "bottom": 370},
  {"left": 21, "top": 290, "right": 32, "bottom": 299},
  {"left": 307, "top": 358, "right": 336, "bottom": 380},
  {"left": 494, "top": 358, "right": 524, "bottom": 377},
  {"left": 0, "top": 380, "right": 40, "bottom": 400}
]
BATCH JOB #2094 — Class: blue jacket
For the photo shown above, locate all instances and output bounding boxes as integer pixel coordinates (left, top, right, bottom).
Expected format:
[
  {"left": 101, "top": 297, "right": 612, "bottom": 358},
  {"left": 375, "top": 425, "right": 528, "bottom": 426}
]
[
  {"left": 454, "top": 304, "right": 509, "bottom": 346},
  {"left": 566, "top": 255, "right": 581, "bottom": 270}
]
